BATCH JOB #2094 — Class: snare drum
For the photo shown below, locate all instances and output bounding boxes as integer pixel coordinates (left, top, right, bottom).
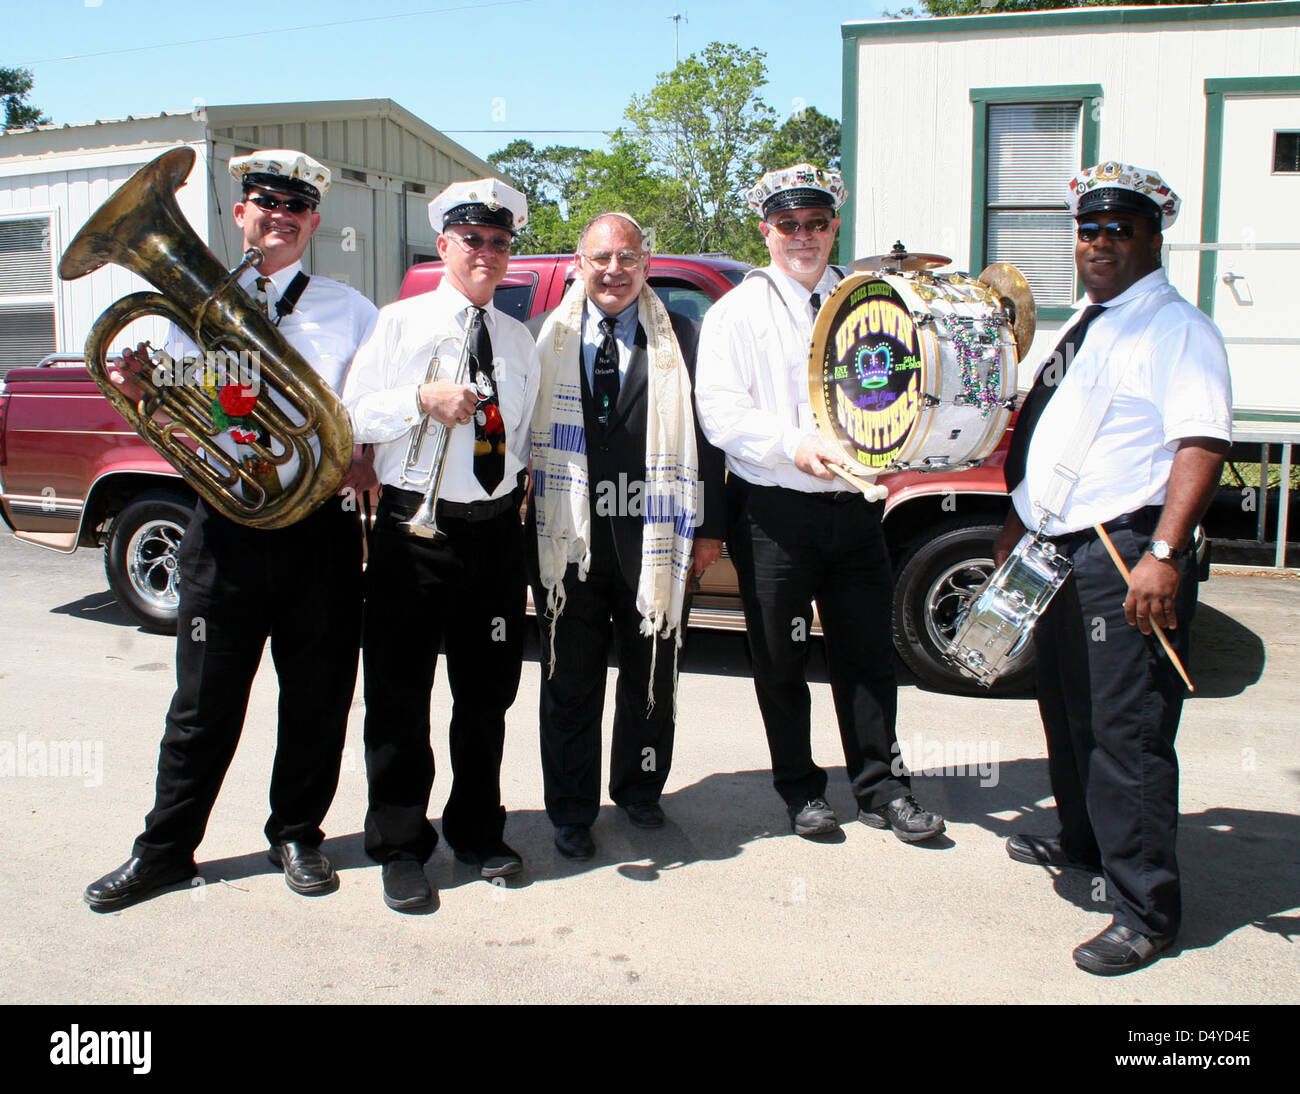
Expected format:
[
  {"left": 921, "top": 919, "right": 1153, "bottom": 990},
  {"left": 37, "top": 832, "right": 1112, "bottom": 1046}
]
[
  {"left": 809, "top": 271, "right": 1019, "bottom": 473},
  {"left": 944, "top": 532, "right": 1073, "bottom": 687}
]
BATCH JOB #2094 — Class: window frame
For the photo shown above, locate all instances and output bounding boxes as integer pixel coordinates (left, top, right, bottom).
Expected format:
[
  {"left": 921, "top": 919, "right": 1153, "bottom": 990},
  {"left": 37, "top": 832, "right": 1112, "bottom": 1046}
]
[
  {"left": 0, "top": 211, "right": 59, "bottom": 378},
  {"left": 969, "top": 84, "right": 1102, "bottom": 321}
]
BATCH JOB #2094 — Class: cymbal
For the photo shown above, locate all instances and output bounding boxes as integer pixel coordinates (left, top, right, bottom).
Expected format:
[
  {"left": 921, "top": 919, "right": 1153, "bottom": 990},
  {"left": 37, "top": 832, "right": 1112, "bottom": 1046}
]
[
  {"left": 978, "top": 262, "right": 1037, "bottom": 358},
  {"left": 850, "top": 250, "right": 952, "bottom": 273}
]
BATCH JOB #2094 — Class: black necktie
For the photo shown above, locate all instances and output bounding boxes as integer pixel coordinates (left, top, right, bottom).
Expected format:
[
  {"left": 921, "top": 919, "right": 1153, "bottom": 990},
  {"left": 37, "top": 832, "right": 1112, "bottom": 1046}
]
[
  {"left": 466, "top": 307, "right": 504, "bottom": 493},
  {"left": 810, "top": 291, "right": 821, "bottom": 318},
  {"left": 592, "top": 316, "right": 620, "bottom": 429},
  {"left": 1003, "top": 303, "right": 1106, "bottom": 491}
]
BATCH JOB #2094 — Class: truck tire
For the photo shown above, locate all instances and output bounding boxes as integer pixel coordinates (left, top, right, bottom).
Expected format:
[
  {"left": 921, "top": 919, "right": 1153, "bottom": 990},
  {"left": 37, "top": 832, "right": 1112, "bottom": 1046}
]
[
  {"left": 891, "top": 518, "right": 1036, "bottom": 696},
  {"left": 104, "top": 491, "right": 192, "bottom": 635}
]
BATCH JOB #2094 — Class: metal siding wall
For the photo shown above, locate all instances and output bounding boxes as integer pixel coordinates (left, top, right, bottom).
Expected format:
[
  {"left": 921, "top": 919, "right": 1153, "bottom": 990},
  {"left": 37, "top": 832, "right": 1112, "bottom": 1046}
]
[{"left": 853, "top": 17, "right": 1300, "bottom": 374}]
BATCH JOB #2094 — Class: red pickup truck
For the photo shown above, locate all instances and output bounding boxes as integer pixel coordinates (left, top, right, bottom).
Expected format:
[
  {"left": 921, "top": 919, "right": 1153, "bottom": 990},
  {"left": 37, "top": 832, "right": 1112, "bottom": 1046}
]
[{"left": 0, "top": 253, "right": 1022, "bottom": 693}]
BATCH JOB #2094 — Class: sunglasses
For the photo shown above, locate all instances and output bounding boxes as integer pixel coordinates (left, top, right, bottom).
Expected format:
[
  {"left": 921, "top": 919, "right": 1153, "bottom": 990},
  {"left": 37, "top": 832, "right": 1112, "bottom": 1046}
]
[
  {"left": 1076, "top": 221, "right": 1138, "bottom": 243},
  {"left": 245, "top": 192, "right": 316, "bottom": 215},
  {"left": 769, "top": 217, "right": 832, "bottom": 236},
  {"left": 582, "top": 250, "right": 645, "bottom": 269},
  {"left": 446, "top": 231, "right": 513, "bottom": 255}
]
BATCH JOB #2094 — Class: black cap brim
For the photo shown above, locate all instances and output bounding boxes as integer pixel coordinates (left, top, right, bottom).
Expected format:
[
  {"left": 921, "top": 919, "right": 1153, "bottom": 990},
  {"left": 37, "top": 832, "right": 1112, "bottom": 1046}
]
[
  {"left": 443, "top": 203, "right": 517, "bottom": 236},
  {"left": 241, "top": 172, "right": 321, "bottom": 205},
  {"left": 762, "top": 188, "right": 835, "bottom": 219},
  {"left": 1077, "top": 188, "right": 1161, "bottom": 225}
]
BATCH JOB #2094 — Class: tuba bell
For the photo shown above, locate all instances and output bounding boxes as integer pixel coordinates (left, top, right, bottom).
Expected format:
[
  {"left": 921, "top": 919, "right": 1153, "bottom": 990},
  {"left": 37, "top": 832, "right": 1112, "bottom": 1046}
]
[{"left": 58, "top": 145, "right": 353, "bottom": 529}]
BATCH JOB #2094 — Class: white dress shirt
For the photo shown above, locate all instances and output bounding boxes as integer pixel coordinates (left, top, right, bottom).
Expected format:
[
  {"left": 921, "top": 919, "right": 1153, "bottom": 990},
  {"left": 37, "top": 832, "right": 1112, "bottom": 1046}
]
[
  {"left": 1012, "top": 268, "right": 1232, "bottom": 536},
  {"left": 164, "top": 261, "right": 378, "bottom": 491},
  {"left": 695, "top": 263, "right": 846, "bottom": 492},
  {"left": 343, "top": 278, "right": 540, "bottom": 503}
]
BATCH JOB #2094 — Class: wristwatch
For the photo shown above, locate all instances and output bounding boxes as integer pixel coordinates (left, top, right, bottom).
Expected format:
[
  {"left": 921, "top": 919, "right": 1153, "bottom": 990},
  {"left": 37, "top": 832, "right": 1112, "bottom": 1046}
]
[{"left": 1148, "top": 540, "right": 1181, "bottom": 562}]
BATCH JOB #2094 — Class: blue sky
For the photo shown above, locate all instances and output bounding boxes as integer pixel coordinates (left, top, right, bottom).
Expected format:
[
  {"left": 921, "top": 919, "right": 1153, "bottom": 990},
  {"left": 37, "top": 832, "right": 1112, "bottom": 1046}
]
[{"left": 7, "top": 0, "right": 893, "bottom": 163}]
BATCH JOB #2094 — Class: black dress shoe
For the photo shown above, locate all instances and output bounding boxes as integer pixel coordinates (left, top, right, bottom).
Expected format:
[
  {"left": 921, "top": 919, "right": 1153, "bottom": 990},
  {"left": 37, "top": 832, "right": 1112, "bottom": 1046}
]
[
  {"left": 83, "top": 856, "right": 197, "bottom": 912},
  {"left": 454, "top": 843, "right": 524, "bottom": 879},
  {"left": 382, "top": 860, "right": 433, "bottom": 912},
  {"left": 1073, "top": 920, "right": 1173, "bottom": 976},
  {"left": 1006, "top": 833, "right": 1101, "bottom": 872},
  {"left": 789, "top": 798, "right": 839, "bottom": 838},
  {"left": 858, "top": 795, "right": 945, "bottom": 842},
  {"left": 555, "top": 824, "right": 595, "bottom": 860},
  {"left": 620, "top": 802, "right": 665, "bottom": 829},
  {"left": 268, "top": 841, "right": 338, "bottom": 896}
]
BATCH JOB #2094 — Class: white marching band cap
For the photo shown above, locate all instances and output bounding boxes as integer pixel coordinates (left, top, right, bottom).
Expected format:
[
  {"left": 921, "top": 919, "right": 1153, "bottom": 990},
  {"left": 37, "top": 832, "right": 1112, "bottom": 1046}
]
[
  {"left": 428, "top": 178, "right": 529, "bottom": 236},
  {"left": 1067, "top": 161, "right": 1181, "bottom": 231},
  {"left": 229, "top": 149, "right": 331, "bottom": 204},
  {"left": 746, "top": 162, "right": 848, "bottom": 219}
]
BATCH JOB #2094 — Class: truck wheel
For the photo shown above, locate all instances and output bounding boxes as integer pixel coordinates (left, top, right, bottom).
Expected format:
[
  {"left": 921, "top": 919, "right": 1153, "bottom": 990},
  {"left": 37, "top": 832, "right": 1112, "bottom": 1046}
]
[
  {"left": 104, "top": 492, "right": 192, "bottom": 635},
  {"left": 891, "top": 519, "right": 1035, "bottom": 696}
]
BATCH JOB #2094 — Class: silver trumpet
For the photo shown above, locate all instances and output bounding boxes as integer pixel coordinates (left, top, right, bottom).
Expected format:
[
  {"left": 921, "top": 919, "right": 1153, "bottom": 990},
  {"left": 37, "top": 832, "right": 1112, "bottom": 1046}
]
[{"left": 399, "top": 310, "right": 483, "bottom": 538}]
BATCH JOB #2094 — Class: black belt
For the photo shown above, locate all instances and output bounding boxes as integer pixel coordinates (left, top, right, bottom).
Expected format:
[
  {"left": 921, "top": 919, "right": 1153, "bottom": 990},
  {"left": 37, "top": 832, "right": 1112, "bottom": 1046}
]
[
  {"left": 738, "top": 479, "right": 861, "bottom": 505},
  {"left": 1044, "top": 505, "right": 1162, "bottom": 549},
  {"left": 382, "top": 486, "right": 518, "bottom": 523}
]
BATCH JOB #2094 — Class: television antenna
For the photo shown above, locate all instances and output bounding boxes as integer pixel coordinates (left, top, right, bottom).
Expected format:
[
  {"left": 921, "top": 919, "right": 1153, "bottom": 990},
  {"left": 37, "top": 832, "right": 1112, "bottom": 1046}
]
[{"left": 669, "top": 12, "right": 688, "bottom": 65}]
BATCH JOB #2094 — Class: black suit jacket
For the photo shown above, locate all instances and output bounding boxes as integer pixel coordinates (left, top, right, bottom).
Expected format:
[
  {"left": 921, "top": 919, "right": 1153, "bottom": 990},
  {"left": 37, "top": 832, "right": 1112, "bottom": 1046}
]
[{"left": 528, "top": 306, "right": 725, "bottom": 592}]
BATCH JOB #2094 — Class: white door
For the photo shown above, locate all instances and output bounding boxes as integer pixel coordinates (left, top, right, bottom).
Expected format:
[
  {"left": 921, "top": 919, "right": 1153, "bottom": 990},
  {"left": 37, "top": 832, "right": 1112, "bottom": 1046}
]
[{"left": 1214, "top": 94, "right": 1300, "bottom": 413}]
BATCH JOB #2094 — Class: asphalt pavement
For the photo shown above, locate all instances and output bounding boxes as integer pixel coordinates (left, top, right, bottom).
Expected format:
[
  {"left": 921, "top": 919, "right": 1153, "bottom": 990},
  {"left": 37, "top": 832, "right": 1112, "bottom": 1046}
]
[{"left": 0, "top": 531, "right": 1296, "bottom": 1008}]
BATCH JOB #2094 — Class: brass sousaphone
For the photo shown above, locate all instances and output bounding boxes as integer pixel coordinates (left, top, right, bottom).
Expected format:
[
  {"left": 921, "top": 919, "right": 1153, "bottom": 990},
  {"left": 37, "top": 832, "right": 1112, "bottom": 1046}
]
[{"left": 58, "top": 146, "right": 353, "bottom": 529}]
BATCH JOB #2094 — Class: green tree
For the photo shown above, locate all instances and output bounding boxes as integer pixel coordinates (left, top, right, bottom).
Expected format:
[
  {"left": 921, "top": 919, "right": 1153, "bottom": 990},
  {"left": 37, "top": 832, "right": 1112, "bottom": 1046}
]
[
  {"left": 567, "top": 134, "right": 687, "bottom": 253},
  {"left": 489, "top": 44, "right": 846, "bottom": 262},
  {"left": 624, "top": 42, "right": 776, "bottom": 263},
  {"left": 1, "top": 66, "right": 49, "bottom": 132},
  {"left": 488, "top": 139, "right": 589, "bottom": 253},
  {"left": 758, "top": 106, "right": 842, "bottom": 173}
]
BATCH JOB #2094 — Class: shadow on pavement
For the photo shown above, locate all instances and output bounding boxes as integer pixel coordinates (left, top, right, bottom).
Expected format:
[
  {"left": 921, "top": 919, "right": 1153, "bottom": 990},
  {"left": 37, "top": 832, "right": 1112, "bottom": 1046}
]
[
  {"left": 168, "top": 757, "right": 1296, "bottom": 948},
  {"left": 50, "top": 589, "right": 138, "bottom": 628},
  {"left": 916, "top": 756, "right": 1300, "bottom": 950},
  {"left": 1187, "top": 602, "right": 1265, "bottom": 697}
]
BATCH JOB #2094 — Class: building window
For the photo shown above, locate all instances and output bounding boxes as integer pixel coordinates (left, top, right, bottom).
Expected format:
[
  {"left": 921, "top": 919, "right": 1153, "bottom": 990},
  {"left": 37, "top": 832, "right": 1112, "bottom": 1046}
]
[
  {"left": 970, "top": 85, "right": 1101, "bottom": 320},
  {"left": 0, "top": 215, "right": 56, "bottom": 378},
  {"left": 1275, "top": 132, "right": 1300, "bottom": 174}
]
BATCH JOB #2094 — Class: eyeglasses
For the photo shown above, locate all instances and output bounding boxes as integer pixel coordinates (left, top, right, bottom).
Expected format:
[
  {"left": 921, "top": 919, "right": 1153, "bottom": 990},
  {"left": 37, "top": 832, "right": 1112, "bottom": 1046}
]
[
  {"left": 446, "top": 231, "right": 513, "bottom": 255},
  {"left": 582, "top": 250, "right": 646, "bottom": 269},
  {"left": 1076, "top": 221, "right": 1138, "bottom": 243},
  {"left": 245, "top": 192, "right": 316, "bottom": 215},
  {"left": 769, "top": 217, "right": 832, "bottom": 236}
]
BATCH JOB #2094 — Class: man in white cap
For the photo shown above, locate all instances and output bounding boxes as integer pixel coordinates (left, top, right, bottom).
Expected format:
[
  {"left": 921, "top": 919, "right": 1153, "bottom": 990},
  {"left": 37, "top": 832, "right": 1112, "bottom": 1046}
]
[
  {"left": 344, "top": 178, "right": 539, "bottom": 912},
  {"left": 695, "top": 164, "right": 945, "bottom": 844},
  {"left": 528, "top": 212, "right": 725, "bottom": 861},
  {"left": 995, "top": 162, "right": 1231, "bottom": 974},
  {"left": 84, "top": 149, "right": 379, "bottom": 910}
]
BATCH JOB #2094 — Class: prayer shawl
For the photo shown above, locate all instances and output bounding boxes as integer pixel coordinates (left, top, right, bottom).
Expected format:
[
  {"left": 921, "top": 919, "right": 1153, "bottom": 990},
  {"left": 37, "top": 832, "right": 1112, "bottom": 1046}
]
[{"left": 531, "top": 278, "right": 700, "bottom": 707}]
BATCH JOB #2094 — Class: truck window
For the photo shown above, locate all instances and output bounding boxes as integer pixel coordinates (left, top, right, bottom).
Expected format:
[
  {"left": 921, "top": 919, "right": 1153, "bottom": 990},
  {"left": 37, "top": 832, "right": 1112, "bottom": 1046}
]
[
  {"left": 651, "top": 281, "right": 715, "bottom": 325},
  {"left": 494, "top": 272, "right": 538, "bottom": 322}
]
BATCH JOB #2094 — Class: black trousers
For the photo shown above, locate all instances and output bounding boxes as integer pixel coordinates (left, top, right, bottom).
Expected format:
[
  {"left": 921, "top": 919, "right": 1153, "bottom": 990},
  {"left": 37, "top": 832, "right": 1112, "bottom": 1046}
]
[
  {"left": 361, "top": 490, "right": 525, "bottom": 863},
  {"left": 1034, "top": 518, "right": 1196, "bottom": 939},
  {"left": 726, "top": 477, "right": 908, "bottom": 811},
  {"left": 531, "top": 517, "right": 677, "bottom": 828},
  {"left": 133, "top": 497, "right": 362, "bottom": 864}
]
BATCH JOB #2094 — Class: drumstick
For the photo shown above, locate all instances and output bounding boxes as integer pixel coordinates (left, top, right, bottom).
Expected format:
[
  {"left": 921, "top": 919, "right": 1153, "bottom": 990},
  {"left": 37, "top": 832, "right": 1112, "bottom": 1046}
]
[
  {"left": 827, "top": 462, "right": 890, "bottom": 502},
  {"left": 1093, "top": 524, "right": 1194, "bottom": 692}
]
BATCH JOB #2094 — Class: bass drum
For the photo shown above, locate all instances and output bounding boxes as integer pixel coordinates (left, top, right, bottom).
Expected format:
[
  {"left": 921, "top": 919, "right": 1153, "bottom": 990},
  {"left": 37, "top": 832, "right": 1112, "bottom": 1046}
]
[{"left": 808, "top": 270, "right": 1021, "bottom": 474}]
